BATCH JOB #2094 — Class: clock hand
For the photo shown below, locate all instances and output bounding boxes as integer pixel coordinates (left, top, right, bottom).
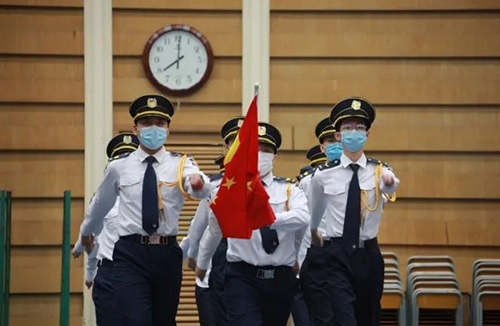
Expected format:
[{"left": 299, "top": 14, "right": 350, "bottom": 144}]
[
  {"left": 163, "top": 55, "right": 185, "bottom": 72},
  {"left": 176, "top": 36, "right": 182, "bottom": 70}
]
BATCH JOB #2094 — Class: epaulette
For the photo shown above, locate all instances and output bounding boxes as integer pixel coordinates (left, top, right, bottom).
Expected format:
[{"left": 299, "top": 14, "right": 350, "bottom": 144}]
[
  {"left": 296, "top": 170, "right": 310, "bottom": 182},
  {"left": 108, "top": 152, "right": 131, "bottom": 162},
  {"left": 170, "top": 151, "right": 183, "bottom": 157},
  {"left": 209, "top": 173, "right": 224, "bottom": 182},
  {"left": 316, "top": 159, "right": 341, "bottom": 171},
  {"left": 274, "top": 176, "right": 297, "bottom": 184},
  {"left": 367, "top": 157, "right": 391, "bottom": 169}
]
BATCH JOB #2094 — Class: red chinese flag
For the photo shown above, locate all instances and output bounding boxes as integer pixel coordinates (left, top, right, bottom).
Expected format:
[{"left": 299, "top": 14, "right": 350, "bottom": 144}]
[{"left": 210, "top": 96, "right": 276, "bottom": 238}]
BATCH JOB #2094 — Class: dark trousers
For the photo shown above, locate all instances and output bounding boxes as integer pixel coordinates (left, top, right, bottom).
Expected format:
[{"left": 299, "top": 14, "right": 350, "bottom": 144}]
[
  {"left": 325, "top": 239, "right": 384, "bottom": 326},
  {"left": 300, "top": 245, "right": 335, "bottom": 326},
  {"left": 208, "top": 238, "right": 228, "bottom": 326},
  {"left": 112, "top": 238, "right": 183, "bottom": 326},
  {"left": 291, "top": 287, "right": 311, "bottom": 326},
  {"left": 195, "top": 285, "right": 215, "bottom": 326},
  {"left": 92, "top": 259, "right": 118, "bottom": 326},
  {"left": 224, "top": 262, "right": 298, "bottom": 326}
]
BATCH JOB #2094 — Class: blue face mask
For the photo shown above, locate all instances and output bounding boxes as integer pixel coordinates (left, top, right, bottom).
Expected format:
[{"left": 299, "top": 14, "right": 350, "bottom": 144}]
[
  {"left": 325, "top": 142, "right": 343, "bottom": 161},
  {"left": 139, "top": 126, "right": 168, "bottom": 150},
  {"left": 341, "top": 130, "right": 367, "bottom": 152}
]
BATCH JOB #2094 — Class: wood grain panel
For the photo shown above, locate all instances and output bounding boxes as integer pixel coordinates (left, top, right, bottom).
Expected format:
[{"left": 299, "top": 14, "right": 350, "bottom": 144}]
[
  {"left": 113, "top": 0, "right": 241, "bottom": 10},
  {"left": 380, "top": 245, "right": 500, "bottom": 293},
  {"left": 379, "top": 199, "right": 500, "bottom": 246},
  {"left": 271, "top": 12, "right": 500, "bottom": 57},
  {"left": 10, "top": 294, "right": 83, "bottom": 326},
  {"left": 0, "top": 104, "right": 84, "bottom": 150},
  {"left": 0, "top": 0, "right": 82, "bottom": 7},
  {"left": 10, "top": 246, "right": 83, "bottom": 293},
  {"left": 275, "top": 151, "right": 500, "bottom": 199},
  {"left": 114, "top": 103, "right": 240, "bottom": 133},
  {"left": 270, "top": 59, "right": 500, "bottom": 105},
  {"left": 271, "top": 105, "right": 500, "bottom": 152},
  {"left": 0, "top": 152, "right": 84, "bottom": 197},
  {"left": 0, "top": 8, "right": 83, "bottom": 55},
  {"left": 271, "top": 0, "right": 500, "bottom": 11},
  {"left": 113, "top": 10, "right": 241, "bottom": 57},
  {"left": 0, "top": 56, "right": 83, "bottom": 103},
  {"left": 113, "top": 57, "right": 241, "bottom": 104},
  {"left": 11, "top": 198, "right": 84, "bottom": 245}
]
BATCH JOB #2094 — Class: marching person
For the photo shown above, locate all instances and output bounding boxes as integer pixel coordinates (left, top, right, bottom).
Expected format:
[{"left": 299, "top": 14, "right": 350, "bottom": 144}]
[
  {"left": 309, "top": 97, "right": 399, "bottom": 326},
  {"left": 196, "top": 122, "right": 310, "bottom": 326},
  {"left": 79, "top": 95, "right": 212, "bottom": 326}
]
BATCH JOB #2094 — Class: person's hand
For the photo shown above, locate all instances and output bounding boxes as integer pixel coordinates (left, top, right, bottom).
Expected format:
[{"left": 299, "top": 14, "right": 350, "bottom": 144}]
[
  {"left": 72, "top": 246, "right": 82, "bottom": 259},
  {"left": 195, "top": 266, "right": 207, "bottom": 281},
  {"left": 85, "top": 280, "right": 93, "bottom": 289},
  {"left": 311, "top": 229, "right": 324, "bottom": 247},
  {"left": 382, "top": 174, "right": 394, "bottom": 187},
  {"left": 187, "top": 257, "right": 197, "bottom": 272},
  {"left": 190, "top": 175, "right": 204, "bottom": 191},
  {"left": 292, "top": 260, "right": 300, "bottom": 276},
  {"left": 81, "top": 234, "right": 95, "bottom": 254}
]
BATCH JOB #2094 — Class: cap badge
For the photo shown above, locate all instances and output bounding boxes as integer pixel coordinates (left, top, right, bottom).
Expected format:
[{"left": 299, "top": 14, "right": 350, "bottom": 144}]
[
  {"left": 237, "top": 119, "right": 244, "bottom": 127},
  {"left": 351, "top": 100, "right": 361, "bottom": 110},
  {"left": 147, "top": 97, "right": 157, "bottom": 108},
  {"left": 123, "top": 135, "right": 132, "bottom": 144},
  {"left": 258, "top": 126, "right": 266, "bottom": 136}
]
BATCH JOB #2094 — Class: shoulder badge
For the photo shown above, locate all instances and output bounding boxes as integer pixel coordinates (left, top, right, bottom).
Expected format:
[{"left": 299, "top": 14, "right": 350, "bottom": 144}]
[
  {"left": 367, "top": 157, "right": 391, "bottom": 169},
  {"left": 274, "top": 176, "right": 297, "bottom": 184}
]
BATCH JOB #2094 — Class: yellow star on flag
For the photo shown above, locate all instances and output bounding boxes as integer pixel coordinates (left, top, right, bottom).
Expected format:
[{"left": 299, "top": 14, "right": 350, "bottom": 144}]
[
  {"left": 211, "top": 195, "right": 218, "bottom": 205},
  {"left": 223, "top": 177, "right": 236, "bottom": 190},
  {"left": 247, "top": 181, "right": 252, "bottom": 191}
]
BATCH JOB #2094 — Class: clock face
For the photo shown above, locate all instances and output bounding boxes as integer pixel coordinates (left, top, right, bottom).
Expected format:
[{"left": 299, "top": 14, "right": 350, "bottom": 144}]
[{"left": 143, "top": 25, "right": 214, "bottom": 95}]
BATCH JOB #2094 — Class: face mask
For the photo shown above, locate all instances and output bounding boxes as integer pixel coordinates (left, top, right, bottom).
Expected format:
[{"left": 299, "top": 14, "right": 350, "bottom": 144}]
[
  {"left": 341, "top": 130, "right": 367, "bottom": 153},
  {"left": 139, "top": 126, "right": 168, "bottom": 150},
  {"left": 325, "top": 142, "right": 343, "bottom": 161},
  {"left": 258, "top": 152, "right": 274, "bottom": 177}
]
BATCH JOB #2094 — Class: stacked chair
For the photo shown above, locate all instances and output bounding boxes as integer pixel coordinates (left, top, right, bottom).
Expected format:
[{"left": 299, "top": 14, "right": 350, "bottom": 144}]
[
  {"left": 471, "top": 259, "right": 500, "bottom": 326},
  {"left": 405, "top": 255, "right": 463, "bottom": 326},
  {"left": 381, "top": 252, "right": 406, "bottom": 326}
]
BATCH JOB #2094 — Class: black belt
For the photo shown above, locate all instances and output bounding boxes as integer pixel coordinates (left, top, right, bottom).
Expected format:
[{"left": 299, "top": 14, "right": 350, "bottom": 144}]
[
  {"left": 97, "top": 258, "right": 113, "bottom": 268},
  {"left": 323, "top": 237, "right": 379, "bottom": 250},
  {"left": 228, "top": 261, "right": 291, "bottom": 280},
  {"left": 120, "top": 234, "right": 177, "bottom": 245}
]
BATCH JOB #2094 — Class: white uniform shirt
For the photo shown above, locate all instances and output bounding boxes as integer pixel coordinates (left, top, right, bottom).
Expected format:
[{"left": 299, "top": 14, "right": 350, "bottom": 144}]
[
  {"left": 96, "top": 199, "right": 119, "bottom": 261},
  {"left": 197, "top": 172, "right": 310, "bottom": 270},
  {"left": 80, "top": 147, "right": 212, "bottom": 237},
  {"left": 309, "top": 153, "right": 399, "bottom": 240}
]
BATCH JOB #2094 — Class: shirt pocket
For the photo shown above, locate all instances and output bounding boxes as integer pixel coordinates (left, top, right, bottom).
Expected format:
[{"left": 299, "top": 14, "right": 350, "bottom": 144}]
[
  {"left": 269, "top": 195, "right": 288, "bottom": 213},
  {"left": 324, "top": 183, "right": 347, "bottom": 206},
  {"left": 119, "top": 175, "right": 142, "bottom": 201}
]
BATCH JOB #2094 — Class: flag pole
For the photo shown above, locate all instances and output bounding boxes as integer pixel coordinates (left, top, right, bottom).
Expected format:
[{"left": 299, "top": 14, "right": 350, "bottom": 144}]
[{"left": 254, "top": 83, "right": 260, "bottom": 98}]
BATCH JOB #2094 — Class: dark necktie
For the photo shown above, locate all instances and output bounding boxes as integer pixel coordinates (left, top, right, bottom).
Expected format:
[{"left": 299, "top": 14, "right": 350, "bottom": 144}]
[
  {"left": 142, "top": 156, "right": 159, "bottom": 235},
  {"left": 343, "top": 163, "right": 361, "bottom": 252},
  {"left": 260, "top": 226, "right": 279, "bottom": 254}
]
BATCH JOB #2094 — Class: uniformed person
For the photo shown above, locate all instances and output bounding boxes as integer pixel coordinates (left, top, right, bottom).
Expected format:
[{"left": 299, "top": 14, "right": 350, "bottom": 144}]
[
  {"left": 195, "top": 122, "right": 310, "bottom": 326},
  {"left": 291, "top": 144, "right": 328, "bottom": 326},
  {"left": 79, "top": 95, "right": 213, "bottom": 326},
  {"left": 185, "top": 118, "right": 242, "bottom": 326},
  {"left": 298, "top": 118, "right": 342, "bottom": 326},
  {"left": 181, "top": 155, "right": 226, "bottom": 326},
  {"left": 309, "top": 97, "right": 399, "bottom": 326},
  {"left": 74, "top": 132, "right": 140, "bottom": 326}
]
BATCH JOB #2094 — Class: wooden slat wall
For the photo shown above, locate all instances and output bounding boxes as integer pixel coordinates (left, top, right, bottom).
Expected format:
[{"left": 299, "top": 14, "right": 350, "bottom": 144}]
[
  {"left": 112, "top": 1, "right": 241, "bottom": 325},
  {"left": 269, "top": 0, "right": 500, "bottom": 295},
  {"left": 0, "top": 2, "right": 85, "bottom": 326}
]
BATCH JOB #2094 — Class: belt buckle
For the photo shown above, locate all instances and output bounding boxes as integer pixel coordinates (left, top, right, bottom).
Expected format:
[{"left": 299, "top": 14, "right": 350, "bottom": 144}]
[
  {"left": 257, "top": 269, "right": 275, "bottom": 279},
  {"left": 149, "top": 235, "right": 161, "bottom": 245},
  {"left": 359, "top": 240, "right": 365, "bottom": 249}
]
